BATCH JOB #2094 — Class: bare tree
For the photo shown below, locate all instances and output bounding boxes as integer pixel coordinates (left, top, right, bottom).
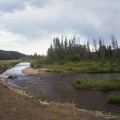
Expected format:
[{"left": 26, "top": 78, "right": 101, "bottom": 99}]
[
  {"left": 111, "top": 35, "right": 118, "bottom": 58},
  {"left": 93, "top": 39, "right": 97, "bottom": 52},
  {"left": 111, "top": 35, "right": 118, "bottom": 50},
  {"left": 86, "top": 40, "right": 91, "bottom": 59}
]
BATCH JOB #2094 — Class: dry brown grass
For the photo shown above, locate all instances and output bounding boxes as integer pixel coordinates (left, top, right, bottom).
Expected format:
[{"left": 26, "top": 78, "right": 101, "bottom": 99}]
[
  {"left": 0, "top": 59, "right": 21, "bottom": 64},
  {"left": 0, "top": 79, "right": 116, "bottom": 120},
  {"left": 0, "top": 59, "right": 22, "bottom": 73}
]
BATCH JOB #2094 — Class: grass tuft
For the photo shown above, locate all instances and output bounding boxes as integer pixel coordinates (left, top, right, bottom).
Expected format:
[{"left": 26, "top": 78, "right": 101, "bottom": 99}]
[
  {"left": 107, "top": 95, "right": 120, "bottom": 104},
  {"left": 73, "top": 78, "right": 120, "bottom": 92}
]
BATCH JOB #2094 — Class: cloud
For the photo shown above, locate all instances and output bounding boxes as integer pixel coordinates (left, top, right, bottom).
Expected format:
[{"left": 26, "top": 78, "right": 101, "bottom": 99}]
[
  {"left": 0, "top": 0, "right": 120, "bottom": 54},
  {"left": 0, "top": 4, "right": 57, "bottom": 40},
  {"left": 0, "top": 29, "right": 27, "bottom": 44},
  {"left": 0, "top": 0, "right": 49, "bottom": 12},
  {"left": 0, "top": 0, "right": 26, "bottom": 12}
]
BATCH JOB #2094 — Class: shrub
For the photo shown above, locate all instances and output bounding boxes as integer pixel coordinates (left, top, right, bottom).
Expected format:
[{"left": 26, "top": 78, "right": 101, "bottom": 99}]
[
  {"left": 75, "top": 79, "right": 81, "bottom": 84},
  {"left": 71, "top": 54, "right": 80, "bottom": 62},
  {"left": 89, "top": 67, "right": 98, "bottom": 72},
  {"left": 109, "top": 67, "right": 114, "bottom": 72},
  {"left": 73, "top": 79, "right": 94, "bottom": 89},
  {"left": 59, "top": 60, "right": 65, "bottom": 65},
  {"left": 109, "top": 78, "right": 120, "bottom": 82},
  {"left": 100, "top": 83, "right": 115, "bottom": 92}
]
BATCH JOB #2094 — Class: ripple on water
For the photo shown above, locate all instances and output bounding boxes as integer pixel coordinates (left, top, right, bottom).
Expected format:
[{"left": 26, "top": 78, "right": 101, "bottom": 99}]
[{"left": 11, "top": 73, "right": 120, "bottom": 113}]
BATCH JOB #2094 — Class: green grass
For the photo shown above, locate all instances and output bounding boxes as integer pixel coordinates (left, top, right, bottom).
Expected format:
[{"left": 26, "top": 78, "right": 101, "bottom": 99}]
[
  {"left": 0, "top": 59, "right": 22, "bottom": 73},
  {"left": 72, "top": 78, "right": 120, "bottom": 92},
  {"left": 107, "top": 95, "right": 120, "bottom": 104},
  {"left": 31, "top": 60, "right": 120, "bottom": 73}
]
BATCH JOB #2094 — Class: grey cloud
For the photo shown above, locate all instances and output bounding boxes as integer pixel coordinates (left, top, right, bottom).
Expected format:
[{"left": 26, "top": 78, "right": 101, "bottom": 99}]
[
  {"left": 0, "top": 0, "right": 26, "bottom": 12},
  {"left": 0, "top": 0, "right": 49, "bottom": 12},
  {"left": 0, "top": 0, "right": 120, "bottom": 45},
  {"left": 29, "top": 0, "right": 51, "bottom": 8}
]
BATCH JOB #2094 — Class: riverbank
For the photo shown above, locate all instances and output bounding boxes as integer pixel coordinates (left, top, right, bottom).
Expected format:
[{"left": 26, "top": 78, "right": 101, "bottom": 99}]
[
  {"left": 22, "top": 67, "right": 47, "bottom": 75},
  {"left": 0, "top": 59, "right": 22, "bottom": 73},
  {"left": 0, "top": 78, "right": 114, "bottom": 120},
  {"left": 31, "top": 60, "right": 120, "bottom": 73}
]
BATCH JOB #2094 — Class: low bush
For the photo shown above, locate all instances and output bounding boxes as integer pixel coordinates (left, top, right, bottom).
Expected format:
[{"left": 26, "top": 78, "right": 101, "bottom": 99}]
[{"left": 73, "top": 79, "right": 94, "bottom": 89}]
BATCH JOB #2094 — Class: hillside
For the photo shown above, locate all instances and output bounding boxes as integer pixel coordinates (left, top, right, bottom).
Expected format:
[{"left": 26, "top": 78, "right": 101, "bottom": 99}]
[{"left": 0, "top": 50, "right": 27, "bottom": 60}]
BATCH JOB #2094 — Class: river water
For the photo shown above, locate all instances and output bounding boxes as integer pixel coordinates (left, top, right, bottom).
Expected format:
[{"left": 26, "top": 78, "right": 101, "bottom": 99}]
[
  {"left": 0, "top": 62, "right": 30, "bottom": 87},
  {"left": 0, "top": 62, "right": 120, "bottom": 112}
]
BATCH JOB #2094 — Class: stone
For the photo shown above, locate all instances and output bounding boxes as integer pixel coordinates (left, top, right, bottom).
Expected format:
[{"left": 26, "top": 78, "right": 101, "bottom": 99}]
[{"left": 8, "top": 75, "right": 17, "bottom": 79}]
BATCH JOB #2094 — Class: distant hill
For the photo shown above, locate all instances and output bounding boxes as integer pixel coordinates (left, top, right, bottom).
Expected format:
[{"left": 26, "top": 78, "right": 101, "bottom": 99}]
[{"left": 0, "top": 49, "right": 28, "bottom": 60}]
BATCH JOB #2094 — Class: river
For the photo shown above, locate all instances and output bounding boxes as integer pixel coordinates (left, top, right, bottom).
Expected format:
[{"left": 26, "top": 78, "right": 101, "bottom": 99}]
[{"left": 0, "top": 62, "right": 120, "bottom": 113}]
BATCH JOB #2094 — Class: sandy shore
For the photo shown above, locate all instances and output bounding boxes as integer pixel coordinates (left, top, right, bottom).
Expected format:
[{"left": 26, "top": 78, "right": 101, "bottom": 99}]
[{"left": 22, "top": 67, "right": 47, "bottom": 75}]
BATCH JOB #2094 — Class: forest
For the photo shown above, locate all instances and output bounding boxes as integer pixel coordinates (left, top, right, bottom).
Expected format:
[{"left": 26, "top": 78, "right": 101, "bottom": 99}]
[{"left": 46, "top": 35, "right": 120, "bottom": 63}]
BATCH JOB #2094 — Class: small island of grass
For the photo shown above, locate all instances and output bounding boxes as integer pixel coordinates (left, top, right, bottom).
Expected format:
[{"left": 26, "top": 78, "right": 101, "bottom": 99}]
[
  {"left": 72, "top": 78, "right": 120, "bottom": 92},
  {"left": 107, "top": 95, "right": 120, "bottom": 104}
]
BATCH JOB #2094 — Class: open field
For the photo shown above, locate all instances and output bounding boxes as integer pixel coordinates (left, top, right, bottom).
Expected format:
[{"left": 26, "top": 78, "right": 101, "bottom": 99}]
[
  {"left": 31, "top": 60, "right": 120, "bottom": 73},
  {"left": 0, "top": 59, "right": 22, "bottom": 73}
]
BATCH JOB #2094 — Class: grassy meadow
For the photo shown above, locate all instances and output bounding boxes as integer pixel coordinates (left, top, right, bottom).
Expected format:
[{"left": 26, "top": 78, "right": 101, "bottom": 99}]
[{"left": 31, "top": 60, "right": 120, "bottom": 73}]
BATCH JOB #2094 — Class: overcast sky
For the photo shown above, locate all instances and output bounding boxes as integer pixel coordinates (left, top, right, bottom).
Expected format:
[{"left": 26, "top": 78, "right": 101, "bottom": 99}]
[{"left": 0, "top": 0, "right": 120, "bottom": 55}]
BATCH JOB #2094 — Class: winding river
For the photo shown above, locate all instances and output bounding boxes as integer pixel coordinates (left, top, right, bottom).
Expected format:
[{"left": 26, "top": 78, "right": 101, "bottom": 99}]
[{"left": 0, "top": 62, "right": 120, "bottom": 113}]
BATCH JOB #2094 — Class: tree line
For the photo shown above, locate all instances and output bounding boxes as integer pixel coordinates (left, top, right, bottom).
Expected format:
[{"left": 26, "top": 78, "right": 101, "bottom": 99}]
[{"left": 46, "top": 35, "right": 120, "bottom": 63}]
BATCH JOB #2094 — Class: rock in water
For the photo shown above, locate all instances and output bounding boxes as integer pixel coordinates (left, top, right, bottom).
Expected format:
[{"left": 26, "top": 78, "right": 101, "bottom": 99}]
[{"left": 8, "top": 75, "right": 17, "bottom": 79}]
